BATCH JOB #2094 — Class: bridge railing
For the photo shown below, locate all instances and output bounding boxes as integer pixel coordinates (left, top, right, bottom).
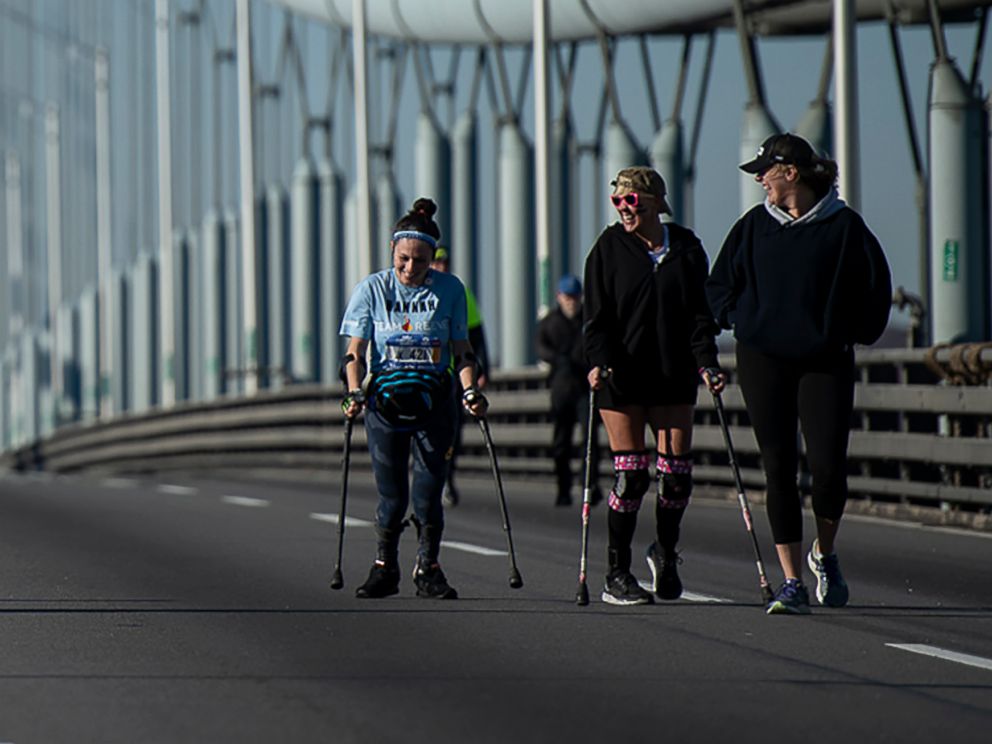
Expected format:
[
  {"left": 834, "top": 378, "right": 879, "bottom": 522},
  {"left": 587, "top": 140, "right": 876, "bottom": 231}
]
[{"left": 2, "top": 347, "right": 990, "bottom": 515}]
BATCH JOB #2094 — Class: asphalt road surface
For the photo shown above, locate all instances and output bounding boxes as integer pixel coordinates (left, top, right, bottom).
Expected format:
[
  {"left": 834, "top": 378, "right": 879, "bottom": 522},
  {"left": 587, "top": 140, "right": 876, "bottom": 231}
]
[{"left": 0, "top": 468, "right": 989, "bottom": 743}]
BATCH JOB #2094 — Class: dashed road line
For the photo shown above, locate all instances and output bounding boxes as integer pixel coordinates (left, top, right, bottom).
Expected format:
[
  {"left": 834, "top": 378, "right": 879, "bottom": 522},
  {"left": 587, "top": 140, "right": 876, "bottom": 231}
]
[
  {"left": 156, "top": 484, "right": 198, "bottom": 496},
  {"left": 221, "top": 495, "right": 270, "bottom": 508},
  {"left": 886, "top": 643, "right": 992, "bottom": 672},
  {"left": 102, "top": 477, "right": 138, "bottom": 489},
  {"left": 310, "top": 512, "right": 375, "bottom": 528},
  {"left": 307, "top": 515, "right": 511, "bottom": 557},
  {"left": 440, "top": 540, "right": 507, "bottom": 557},
  {"left": 637, "top": 580, "right": 731, "bottom": 603},
  {"left": 680, "top": 590, "right": 731, "bottom": 603}
]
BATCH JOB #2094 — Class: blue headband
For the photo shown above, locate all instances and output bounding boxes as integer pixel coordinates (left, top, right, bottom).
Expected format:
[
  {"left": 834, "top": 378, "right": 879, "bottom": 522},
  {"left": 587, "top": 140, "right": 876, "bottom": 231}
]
[{"left": 392, "top": 230, "right": 437, "bottom": 249}]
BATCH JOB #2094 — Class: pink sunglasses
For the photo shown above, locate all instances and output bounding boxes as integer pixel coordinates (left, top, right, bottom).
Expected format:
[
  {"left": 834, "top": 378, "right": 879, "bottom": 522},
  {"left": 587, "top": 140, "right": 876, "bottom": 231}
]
[{"left": 610, "top": 192, "right": 643, "bottom": 209}]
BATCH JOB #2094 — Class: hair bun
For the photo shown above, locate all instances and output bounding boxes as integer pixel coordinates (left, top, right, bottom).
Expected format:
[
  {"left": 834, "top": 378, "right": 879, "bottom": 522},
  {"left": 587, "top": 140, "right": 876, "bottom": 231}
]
[{"left": 411, "top": 197, "right": 437, "bottom": 219}]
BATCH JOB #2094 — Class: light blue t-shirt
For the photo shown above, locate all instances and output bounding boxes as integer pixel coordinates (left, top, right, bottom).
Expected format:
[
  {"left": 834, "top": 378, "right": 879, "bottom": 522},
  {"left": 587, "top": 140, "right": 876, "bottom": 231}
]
[{"left": 339, "top": 268, "right": 469, "bottom": 375}]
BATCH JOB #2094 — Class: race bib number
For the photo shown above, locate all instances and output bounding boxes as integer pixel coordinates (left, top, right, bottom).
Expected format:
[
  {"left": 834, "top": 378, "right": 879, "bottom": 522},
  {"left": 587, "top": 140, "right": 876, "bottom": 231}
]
[{"left": 384, "top": 332, "right": 442, "bottom": 369}]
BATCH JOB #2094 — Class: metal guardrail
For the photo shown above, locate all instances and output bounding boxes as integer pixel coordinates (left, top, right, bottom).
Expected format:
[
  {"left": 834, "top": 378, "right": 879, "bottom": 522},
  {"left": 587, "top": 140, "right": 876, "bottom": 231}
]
[{"left": 2, "top": 348, "right": 990, "bottom": 515}]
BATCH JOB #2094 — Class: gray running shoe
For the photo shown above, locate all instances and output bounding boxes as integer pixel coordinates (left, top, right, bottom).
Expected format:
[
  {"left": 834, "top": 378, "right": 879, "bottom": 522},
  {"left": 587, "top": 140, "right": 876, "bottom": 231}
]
[{"left": 807, "top": 542, "right": 849, "bottom": 607}]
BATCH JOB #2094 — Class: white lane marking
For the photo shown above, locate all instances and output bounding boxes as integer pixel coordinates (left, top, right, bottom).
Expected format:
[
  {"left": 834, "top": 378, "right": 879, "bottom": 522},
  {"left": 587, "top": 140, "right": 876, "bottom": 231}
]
[
  {"left": 101, "top": 477, "right": 138, "bottom": 489},
  {"left": 638, "top": 580, "right": 731, "bottom": 603},
  {"left": 305, "top": 516, "right": 507, "bottom": 557},
  {"left": 310, "top": 512, "right": 374, "bottom": 528},
  {"left": 681, "top": 590, "right": 731, "bottom": 603},
  {"left": 887, "top": 643, "right": 992, "bottom": 672},
  {"left": 221, "top": 495, "right": 270, "bottom": 508},
  {"left": 157, "top": 484, "right": 198, "bottom": 496},
  {"left": 441, "top": 540, "right": 507, "bottom": 557}
]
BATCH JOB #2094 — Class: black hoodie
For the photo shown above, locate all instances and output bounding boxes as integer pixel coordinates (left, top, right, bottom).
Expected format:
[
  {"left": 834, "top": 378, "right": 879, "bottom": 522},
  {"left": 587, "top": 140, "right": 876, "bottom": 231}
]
[
  {"left": 706, "top": 200, "right": 891, "bottom": 359},
  {"left": 583, "top": 222, "right": 719, "bottom": 402}
]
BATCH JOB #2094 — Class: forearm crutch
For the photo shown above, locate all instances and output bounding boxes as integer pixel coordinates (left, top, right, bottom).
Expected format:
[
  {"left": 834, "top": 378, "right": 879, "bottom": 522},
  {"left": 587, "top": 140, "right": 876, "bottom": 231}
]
[
  {"left": 329, "top": 416, "right": 355, "bottom": 590},
  {"left": 478, "top": 416, "right": 524, "bottom": 589},
  {"left": 575, "top": 388, "right": 598, "bottom": 606},
  {"left": 712, "top": 391, "right": 775, "bottom": 603}
]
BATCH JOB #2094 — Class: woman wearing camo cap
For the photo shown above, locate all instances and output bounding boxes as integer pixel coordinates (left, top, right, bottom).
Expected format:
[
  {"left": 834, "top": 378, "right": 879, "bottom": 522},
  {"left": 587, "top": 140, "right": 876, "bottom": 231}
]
[{"left": 584, "top": 166, "right": 725, "bottom": 606}]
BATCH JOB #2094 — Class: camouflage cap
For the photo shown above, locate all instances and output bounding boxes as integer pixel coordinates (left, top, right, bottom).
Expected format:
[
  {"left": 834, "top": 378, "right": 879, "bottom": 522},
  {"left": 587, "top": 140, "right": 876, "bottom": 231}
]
[{"left": 610, "top": 166, "right": 673, "bottom": 215}]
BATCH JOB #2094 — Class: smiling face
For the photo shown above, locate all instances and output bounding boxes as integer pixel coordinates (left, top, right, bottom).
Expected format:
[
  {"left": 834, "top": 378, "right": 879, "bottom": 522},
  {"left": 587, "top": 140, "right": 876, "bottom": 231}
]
[
  {"left": 756, "top": 163, "right": 797, "bottom": 208},
  {"left": 392, "top": 238, "right": 435, "bottom": 286},
  {"left": 611, "top": 188, "right": 659, "bottom": 235}
]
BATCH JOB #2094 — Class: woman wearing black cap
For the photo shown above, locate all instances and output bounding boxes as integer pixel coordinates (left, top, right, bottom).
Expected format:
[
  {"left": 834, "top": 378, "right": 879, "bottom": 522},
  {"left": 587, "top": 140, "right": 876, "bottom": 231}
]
[
  {"left": 584, "top": 166, "right": 725, "bottom": 606},
  {"left": 706, "top": 133, "right": 891, "bottom": 615},
  {"left": 339, "top": 198, "right": 488, "bottom": 600}
]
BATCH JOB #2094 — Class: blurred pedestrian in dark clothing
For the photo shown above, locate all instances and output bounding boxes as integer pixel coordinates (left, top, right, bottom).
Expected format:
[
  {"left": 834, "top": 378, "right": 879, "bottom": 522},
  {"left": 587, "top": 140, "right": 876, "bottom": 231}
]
[
  {"left": 431, "top": 246, "right": 490, "bottom": 507},
  {"left": 536, "top": 274, "right": 602, "bottom": 507}
]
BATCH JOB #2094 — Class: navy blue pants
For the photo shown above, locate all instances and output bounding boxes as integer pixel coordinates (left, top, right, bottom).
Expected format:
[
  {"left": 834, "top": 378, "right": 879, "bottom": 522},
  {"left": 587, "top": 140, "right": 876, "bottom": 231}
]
[{"left": 364, "top": 396, "right": 457, "bottom": 554}]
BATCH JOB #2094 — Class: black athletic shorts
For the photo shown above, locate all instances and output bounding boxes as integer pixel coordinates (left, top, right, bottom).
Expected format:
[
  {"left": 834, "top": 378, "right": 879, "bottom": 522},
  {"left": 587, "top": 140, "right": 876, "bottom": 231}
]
[{"left": 597, "top": 365, "right": 699, "bottom": 409}]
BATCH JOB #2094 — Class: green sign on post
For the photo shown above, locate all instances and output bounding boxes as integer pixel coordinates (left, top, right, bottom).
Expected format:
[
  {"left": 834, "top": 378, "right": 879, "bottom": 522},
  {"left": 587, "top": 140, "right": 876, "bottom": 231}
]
[{"left": 943, "top": 240, "right": 959, "bottom": 282}]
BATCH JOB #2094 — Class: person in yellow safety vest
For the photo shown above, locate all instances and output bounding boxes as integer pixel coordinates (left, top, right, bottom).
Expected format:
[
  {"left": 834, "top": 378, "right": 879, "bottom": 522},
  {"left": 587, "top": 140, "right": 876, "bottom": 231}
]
[{"left": 431, "top": 246, "right": 490, "bottom": 507}]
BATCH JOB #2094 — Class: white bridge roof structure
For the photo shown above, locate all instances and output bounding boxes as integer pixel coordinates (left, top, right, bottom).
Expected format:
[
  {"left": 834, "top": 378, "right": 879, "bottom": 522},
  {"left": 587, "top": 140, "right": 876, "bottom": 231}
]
[{"left": 272, "top": 0, "right": 987, "bottom": 41}]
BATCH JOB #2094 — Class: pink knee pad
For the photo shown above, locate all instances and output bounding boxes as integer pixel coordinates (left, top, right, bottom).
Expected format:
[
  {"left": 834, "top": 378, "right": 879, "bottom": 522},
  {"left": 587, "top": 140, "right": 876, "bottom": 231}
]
[
  {"left": 608, "top": 451, "right": 651, "bottom": 513},
  {"left": 657, "top": 454, "right": 693, "bottom": 509}
]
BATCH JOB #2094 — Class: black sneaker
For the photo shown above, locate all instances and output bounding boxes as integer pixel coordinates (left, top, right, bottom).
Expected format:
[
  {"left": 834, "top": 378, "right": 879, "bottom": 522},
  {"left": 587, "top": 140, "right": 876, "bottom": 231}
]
[
  {"left": 601, "top": 571, "right": 654, "bottom": 606},
  {"left": 413, "top": 561, "right": 458, "bottom": 599},
  {"left": 355, "top": 561, "right": 400, "bottom": 598},
  {"left": 646, "top": 542, "right": 683, "bottom": 600}
]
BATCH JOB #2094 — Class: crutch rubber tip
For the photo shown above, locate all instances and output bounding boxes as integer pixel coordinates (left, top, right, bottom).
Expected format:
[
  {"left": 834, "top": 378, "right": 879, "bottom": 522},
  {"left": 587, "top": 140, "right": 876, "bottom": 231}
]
[
  {"left": 761, "top": 586, "right": 775, "bottom": 603},
  {"left": 329, "top": 570, "right": 344, "bottom": 590},
  {"left": 509, "top": 570, "right": 523, "bottom": 589},
  {"left": 576, "top": 583, "right": 589, "bottom": 606}
]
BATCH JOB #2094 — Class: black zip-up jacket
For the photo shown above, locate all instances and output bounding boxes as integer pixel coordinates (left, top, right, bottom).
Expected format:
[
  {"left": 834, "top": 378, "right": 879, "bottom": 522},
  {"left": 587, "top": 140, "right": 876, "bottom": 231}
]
[
  {"left": 583, "top": 222, "right": 719, "bottom": 399},
  {"left": 706, "top": 203, "right": 891, "bottom": 359}
]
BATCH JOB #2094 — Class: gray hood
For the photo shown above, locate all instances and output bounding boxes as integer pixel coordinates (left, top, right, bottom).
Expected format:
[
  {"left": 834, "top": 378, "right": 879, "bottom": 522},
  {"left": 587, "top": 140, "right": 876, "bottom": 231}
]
[{"left": 764, "top": 188, "right": 846, "bottom": 226}]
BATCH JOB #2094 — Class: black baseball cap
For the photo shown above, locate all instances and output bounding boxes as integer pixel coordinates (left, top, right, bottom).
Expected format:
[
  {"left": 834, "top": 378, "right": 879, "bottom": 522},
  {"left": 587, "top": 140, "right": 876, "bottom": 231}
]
[{"left": 739, "top": 133, "right": 816, "bottom": 174}]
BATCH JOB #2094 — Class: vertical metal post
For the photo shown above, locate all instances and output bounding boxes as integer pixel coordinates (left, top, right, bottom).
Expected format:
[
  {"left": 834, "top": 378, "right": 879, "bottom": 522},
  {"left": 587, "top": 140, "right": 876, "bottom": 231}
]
[
  {"left": 352, "top": 0, "right": 372, "bottom": 278},
  {"left": 732, "top": 0, "right": 779, "bottom": 211},
  {"left": 95, "top": 46, "right": 113, "bottom": 418},
  {"left": 887, "top": 16, "right": 929, "bottom": 338},
  {"left": 533, "top": 0, "right": 551, "bottom": 315},
  {"left": 44, "top": 105, "right": 63, "bottom": 423},
  {"left": 155, "top": 0, "right": 176, "bottom": 406},
  {"left": 833, "top": 0, "right": 861, "bottom": 209},
  {"left": 236, "top": 0, "right": 259, "bottom": 394},
  {"left": 5, "top": 154, "right": 24, "bottom": 340}
]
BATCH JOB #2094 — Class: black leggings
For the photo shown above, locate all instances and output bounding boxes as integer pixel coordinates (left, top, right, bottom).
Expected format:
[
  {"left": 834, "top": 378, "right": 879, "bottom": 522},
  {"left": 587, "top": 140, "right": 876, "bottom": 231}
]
[{"left": 735, "top": 342, "right": 855, "bottom": 545}]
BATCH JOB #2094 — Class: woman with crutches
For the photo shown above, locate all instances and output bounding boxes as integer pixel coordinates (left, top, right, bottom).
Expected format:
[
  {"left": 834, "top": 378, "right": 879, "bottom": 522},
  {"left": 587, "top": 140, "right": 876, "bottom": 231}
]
[
  {"left": 584, "top": 167, "right": 725, "bottom": 606},
  {"left": 340, "top": 198, "right": 488, "bottom": 600},
  {"left": 706, "top": 133, "right": 891, "bottom": 615}
]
